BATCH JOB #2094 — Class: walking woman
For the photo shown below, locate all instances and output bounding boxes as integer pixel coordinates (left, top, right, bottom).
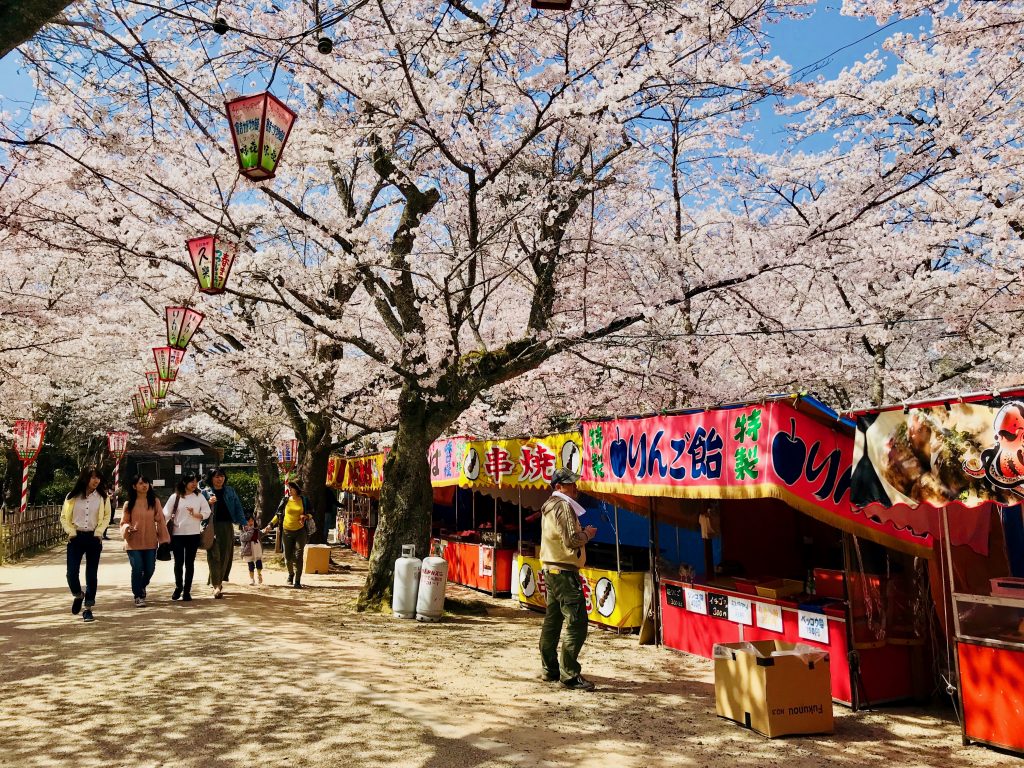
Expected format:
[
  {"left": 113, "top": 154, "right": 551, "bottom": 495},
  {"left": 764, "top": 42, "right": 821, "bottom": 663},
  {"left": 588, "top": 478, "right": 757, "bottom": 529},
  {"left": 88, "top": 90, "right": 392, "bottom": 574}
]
[
  {"left": 120, "top": 475, "right": 170, "bottom": 607},
  {"left": 60, "top": 466, "right": 111, "bottom": 622},
  {"left": 203, "top": 468, "right": 246, "bottom": 598},
  {"left": 265, "top": 481, "right": 312, "bottom": 588},
  {"left": 163, "top": 473, "right": 211, "bottom": 602}
]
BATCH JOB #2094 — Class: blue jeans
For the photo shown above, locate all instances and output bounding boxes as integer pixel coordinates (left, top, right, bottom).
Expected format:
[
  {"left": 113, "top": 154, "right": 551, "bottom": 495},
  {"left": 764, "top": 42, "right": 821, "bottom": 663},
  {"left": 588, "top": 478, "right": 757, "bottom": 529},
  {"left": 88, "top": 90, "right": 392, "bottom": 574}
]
[{"left": 126, "top": 549, "right": 157, "bottom": 599}]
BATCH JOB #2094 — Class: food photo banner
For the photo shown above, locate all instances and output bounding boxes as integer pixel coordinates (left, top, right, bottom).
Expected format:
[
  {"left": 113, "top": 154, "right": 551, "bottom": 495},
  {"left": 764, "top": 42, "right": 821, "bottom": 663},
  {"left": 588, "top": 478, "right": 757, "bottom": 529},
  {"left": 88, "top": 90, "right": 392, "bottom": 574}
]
[
  {"left": 580, "top": 399, "right": 931, "bottom": 555},
  {"left": 459, "top": 432, "right": 584, "bottom": 490},
  {"left": 852, "top": 398, "right": 1024, "bottom": 508}
]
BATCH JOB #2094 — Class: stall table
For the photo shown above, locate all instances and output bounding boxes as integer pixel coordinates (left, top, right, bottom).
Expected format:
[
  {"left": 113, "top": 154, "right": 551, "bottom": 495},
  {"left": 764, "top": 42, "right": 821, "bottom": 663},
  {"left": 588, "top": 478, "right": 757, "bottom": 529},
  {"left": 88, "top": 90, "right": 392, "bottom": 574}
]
[
  {"left": 351, "top": 522, "right": 374, "bottom": 559},
  {"left": 434, "top": 537, "right": 513, "bottom": 595},
  {"left": 660, "top": 578, "right": 916, "bottom": 707}
]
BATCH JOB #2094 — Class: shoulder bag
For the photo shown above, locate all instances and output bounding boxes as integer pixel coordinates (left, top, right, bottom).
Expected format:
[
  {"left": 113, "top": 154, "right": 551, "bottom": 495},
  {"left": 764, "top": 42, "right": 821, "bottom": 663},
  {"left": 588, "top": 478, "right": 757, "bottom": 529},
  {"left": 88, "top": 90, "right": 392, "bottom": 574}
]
[{"left": 198, "top": 495, "right": 216, "bottom": 550}]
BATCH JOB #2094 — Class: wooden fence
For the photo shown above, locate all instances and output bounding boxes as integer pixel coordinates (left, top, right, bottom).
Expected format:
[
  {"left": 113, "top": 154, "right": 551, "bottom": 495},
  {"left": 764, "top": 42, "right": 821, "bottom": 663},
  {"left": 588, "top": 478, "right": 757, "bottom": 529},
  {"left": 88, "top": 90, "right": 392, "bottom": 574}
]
[{"left": 0, "top": 504, "right": 65, "bottom": 563}]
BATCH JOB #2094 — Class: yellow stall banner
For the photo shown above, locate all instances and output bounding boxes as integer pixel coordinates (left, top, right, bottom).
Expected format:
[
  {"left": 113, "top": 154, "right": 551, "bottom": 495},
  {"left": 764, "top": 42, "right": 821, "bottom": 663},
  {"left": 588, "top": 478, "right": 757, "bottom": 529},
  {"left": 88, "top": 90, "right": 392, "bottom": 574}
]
[
  {"left": 514, "top": 555, "right": 646, "bottom": 630},
  {"left": 461, "top": 432, "right": 584, "bottom": 490},
  {"left": 341, "top": 452, "right": 386, "bottom": 495},
  {"left": 326, "top": 455, "right": 346, "bottom": 490}
]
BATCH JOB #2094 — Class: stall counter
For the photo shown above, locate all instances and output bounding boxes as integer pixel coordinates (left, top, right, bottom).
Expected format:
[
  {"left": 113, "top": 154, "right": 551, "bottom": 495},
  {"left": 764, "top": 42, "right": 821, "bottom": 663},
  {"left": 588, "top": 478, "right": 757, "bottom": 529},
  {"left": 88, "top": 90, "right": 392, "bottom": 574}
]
[
  {"left": 660, "top": 578, "right": 916, "bottom": 707},
  {"left": 352, "top": 522, "right": 374, "bottom": 559},
  {"left": 513, "top": 555, "right": 646, "bottom": 630},
  {"left": 433, "top": 538, "right": 513, "bottom": 595}
]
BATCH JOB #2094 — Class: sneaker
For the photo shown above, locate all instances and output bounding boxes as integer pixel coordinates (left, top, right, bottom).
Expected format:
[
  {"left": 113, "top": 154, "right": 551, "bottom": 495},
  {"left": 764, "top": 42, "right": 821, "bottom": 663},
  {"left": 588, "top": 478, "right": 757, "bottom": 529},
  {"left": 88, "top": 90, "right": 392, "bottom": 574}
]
[
  {"left": 257, "top": 572, "right": 263, "bottom": 585},
  {"left": 540, "top": 672, "right": 560, "bottom": 682},
  {"left": 182, "top": 593, "right": 193, "bottom": 602},
  {"left": 82, "top": 609, "right": 95, "bottom": 622},
  {"left": 71, "top": 593, "right": 85, "bottom": 615},
  {"left": 293, "top": 581, "right": 302, "bottom": 589},
  {"left": 134, "top": 597, "right": 146, "bottom": 607},
  {"left": 287, "top": 574, "right": 294, "bottom": 585},
  {"left": 172, "top": 587, "right": 182, "bottom": 601},
  {"left": 560, "top": 675, "right": 596, "bottom": 691},
  {"left": 249, "top": 578, "right": 255, "bottom": 586},
  {"left": 214, "top": 587, "right": 224, "bottom": 599}
]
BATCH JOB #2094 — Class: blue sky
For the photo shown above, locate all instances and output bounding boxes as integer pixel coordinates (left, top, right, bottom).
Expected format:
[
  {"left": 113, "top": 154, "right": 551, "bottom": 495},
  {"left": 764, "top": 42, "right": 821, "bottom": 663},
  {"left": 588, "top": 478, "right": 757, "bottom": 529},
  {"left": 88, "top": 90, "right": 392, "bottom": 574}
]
[{"left": 0, "top": 1, "right": 920, "bottom": 151}]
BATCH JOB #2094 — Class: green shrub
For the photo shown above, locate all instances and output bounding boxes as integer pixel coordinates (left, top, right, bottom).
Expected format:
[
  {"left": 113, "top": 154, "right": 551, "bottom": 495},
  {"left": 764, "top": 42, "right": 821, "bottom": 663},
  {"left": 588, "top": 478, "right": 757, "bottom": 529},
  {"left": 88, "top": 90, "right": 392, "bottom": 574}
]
[
  {"left": 227, "top": 469, "right": 259, "bottom": 513},
  {"left": 36, "top": 468, "right": 77, "bottom": 505}
]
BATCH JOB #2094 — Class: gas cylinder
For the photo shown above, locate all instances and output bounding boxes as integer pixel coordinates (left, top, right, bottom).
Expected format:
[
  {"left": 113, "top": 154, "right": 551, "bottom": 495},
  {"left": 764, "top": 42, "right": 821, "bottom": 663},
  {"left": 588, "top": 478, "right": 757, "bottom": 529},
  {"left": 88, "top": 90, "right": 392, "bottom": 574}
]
[
  {"left": 392, "top": 544, "right": 421, "bottom": 619},
  {"left": 415, "top": 554, "right": 449, "bottom": 622}
]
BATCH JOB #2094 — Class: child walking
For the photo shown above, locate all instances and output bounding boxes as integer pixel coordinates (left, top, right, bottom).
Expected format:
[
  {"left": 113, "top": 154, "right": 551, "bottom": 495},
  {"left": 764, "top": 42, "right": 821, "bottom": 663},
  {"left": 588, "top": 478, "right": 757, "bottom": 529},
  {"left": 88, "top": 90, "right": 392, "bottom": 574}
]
[{"left": 240, "top": 512, "right": 264, "bottom": 586}]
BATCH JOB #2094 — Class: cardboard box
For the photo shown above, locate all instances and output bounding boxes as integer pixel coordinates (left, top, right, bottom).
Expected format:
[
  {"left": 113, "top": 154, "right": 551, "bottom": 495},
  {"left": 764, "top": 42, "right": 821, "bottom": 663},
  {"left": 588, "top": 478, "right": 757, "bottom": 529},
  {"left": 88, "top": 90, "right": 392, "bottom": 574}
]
[
  {"left": 714, "top": 640, "right": 834, "bottom": 738},
  {"left": 304, "top": 544, "right": 331, "bottom": 574},
  {"left": 755, "top": 579, "right": 804, "bottom": 600}
]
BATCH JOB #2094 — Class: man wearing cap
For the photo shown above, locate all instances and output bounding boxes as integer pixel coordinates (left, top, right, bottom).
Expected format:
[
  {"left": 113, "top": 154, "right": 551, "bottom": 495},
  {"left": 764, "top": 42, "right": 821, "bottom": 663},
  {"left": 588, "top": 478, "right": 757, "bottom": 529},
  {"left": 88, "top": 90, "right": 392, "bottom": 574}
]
[{"left": 539, "top": 467, "right": 599, "bottom": 691}]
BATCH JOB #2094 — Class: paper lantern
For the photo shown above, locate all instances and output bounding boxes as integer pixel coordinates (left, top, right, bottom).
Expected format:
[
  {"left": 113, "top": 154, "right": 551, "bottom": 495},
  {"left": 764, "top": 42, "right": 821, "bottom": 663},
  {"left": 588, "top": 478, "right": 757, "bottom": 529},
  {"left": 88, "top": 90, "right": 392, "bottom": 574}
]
[
  {"left": 153, "top": 346, "right": 186, "bottom": 382},
  {"left": 12, "top": 420, "right": 46, "bottom": 463},
  {"left": 106, "top": 431, "right": 129, "bottom": 460},
  {"left": 225, "top": 92, "right": 297, "bottom": 180},
  {"left": 132, "top": 393, "right": 148, "bottom": 421},
  {"left": 186, "top": 236, "right": 235, "bottom": 295},
  {"left": 166, "top": 306, "right": 205, "bottom": 349},
  {"left": 276, "top": 438, "right": 299, "bottom": 472},
  {"left": 145, "top": 371, "right": 170, "bottom": 400},
  {"left": 139, "top": 385, "right": 157, "bottom": 413}
]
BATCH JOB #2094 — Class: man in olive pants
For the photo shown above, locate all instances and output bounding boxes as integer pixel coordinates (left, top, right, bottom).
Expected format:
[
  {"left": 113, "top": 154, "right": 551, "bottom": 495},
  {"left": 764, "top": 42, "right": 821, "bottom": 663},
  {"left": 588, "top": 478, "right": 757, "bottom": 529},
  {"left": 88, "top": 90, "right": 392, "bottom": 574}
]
[{"left": 539, "top": 468, "right": 598, "bottom": 691}]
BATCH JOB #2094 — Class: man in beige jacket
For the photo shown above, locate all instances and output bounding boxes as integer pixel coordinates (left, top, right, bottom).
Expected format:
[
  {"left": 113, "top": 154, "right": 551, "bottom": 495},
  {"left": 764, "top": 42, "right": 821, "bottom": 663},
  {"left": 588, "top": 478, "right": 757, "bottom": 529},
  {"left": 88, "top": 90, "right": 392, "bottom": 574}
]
[{"left": 539, "top": 467, "right": 598, "bottom": 690}]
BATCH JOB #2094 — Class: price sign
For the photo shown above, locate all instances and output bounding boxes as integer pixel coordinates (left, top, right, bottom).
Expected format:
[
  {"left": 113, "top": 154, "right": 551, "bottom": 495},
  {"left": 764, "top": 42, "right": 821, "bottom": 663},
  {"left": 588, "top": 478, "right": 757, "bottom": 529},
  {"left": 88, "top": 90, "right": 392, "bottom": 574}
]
[
  {"left": 684, "top": 588, "right": 707, "bottom": 615},
  {"left": 727, "top": 596, "right": 752, "bottom": 625},
  {"left": 798, "top": 610, "right": 829, "bottom": 644},
  {"left": 756, "top": 602, "right": 783, "bottom": 633}
]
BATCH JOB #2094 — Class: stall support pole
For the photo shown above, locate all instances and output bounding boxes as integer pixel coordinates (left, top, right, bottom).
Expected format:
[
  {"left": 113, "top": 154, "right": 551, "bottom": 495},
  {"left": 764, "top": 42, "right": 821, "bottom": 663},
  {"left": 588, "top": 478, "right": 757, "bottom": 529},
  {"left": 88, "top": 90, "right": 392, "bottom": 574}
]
[
  {"left": 492, "top": 495, "right": 498, "bottom": 598},
  {"left": 614, "top": 505, "right": 621, "bottom": 574},
  {"left": 472, "top": 492, "right": 476, "bottom": 531},
  {"left": 648, "top": 498, "right": 661, "bottom": 647},
  {"left": 841, "top": 532, "right": 868, "bottom": 711},
  {"left": 517, "top": 489, "right": 522, "bottom": 557},
  {"left": 941, "top": 505, "right": 968, "bottom": 744}
]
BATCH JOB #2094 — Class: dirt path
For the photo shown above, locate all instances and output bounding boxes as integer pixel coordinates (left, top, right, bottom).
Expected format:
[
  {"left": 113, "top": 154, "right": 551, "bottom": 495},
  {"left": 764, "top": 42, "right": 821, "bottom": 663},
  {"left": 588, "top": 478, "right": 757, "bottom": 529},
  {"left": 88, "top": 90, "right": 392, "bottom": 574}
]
[{"left": 0, "top": 542, "right": 1017, "bottom": 767}]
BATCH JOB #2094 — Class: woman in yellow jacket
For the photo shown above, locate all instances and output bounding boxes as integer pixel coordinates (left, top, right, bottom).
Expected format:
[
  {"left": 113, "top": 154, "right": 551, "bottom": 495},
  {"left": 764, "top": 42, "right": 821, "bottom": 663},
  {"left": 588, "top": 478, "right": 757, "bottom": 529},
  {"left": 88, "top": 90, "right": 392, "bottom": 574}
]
[
  {"left": 264, "top": 481, "right": 312, "bottom": 588},
  {"left": 59, "top": 466, "right": 112, "bottom": 622}
]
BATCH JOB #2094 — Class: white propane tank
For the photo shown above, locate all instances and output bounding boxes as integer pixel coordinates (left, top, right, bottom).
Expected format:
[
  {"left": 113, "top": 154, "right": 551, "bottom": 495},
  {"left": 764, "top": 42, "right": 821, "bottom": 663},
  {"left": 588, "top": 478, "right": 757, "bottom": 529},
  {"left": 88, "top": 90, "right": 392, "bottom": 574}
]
[
  {"left": 392, "top": 544, "right": 422, "bottom": 619},
  {"left": 415, "top": 554, "right": 449, "bottom": 622}
]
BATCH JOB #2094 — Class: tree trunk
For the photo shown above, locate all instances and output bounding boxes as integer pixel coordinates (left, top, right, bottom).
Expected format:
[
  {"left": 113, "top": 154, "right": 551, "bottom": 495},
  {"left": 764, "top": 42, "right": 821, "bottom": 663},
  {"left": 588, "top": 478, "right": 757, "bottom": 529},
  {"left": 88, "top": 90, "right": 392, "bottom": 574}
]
[
  {"left": 300, "top": 436, "right": 332, "bottom": 545},
  {"left": 2, "top": 447, "right": 20, "bottom": 513},
  {"left": 357, "top": 394, "right": 436, "bottom": 610},
  {"left": 250, "top": 441, "right": 283, "bottom": 527},
  {"left": 0, "top": 0, "right": 75, "bottom": 59}
]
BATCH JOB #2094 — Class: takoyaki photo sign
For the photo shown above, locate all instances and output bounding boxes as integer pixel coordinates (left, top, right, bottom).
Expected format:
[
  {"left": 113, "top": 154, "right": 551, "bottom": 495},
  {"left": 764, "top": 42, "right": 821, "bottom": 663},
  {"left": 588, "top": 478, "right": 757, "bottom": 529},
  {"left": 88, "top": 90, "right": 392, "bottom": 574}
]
[{"left": 852, "top": 399, "right": 1024, "bottom": 508}]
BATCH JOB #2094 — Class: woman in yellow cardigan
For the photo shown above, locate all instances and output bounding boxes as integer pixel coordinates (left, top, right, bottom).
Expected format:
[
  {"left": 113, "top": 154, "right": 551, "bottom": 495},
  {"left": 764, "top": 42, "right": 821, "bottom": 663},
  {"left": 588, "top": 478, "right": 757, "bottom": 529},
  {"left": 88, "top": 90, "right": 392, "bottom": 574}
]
[{"left": 59, "top": 467, "right": 112, "bottom": 622}]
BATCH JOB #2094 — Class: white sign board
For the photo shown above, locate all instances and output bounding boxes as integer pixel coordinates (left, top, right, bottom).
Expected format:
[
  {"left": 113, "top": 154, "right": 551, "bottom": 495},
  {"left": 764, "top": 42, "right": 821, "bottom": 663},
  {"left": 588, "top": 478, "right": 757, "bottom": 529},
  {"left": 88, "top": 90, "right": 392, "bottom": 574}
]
[
  {"left": 727, "top": 596, "right": 753, "bottom": 626},
  {"left": 755, "top": 602, "right": 783, "bottom": 633},
  {"left": 151, "top": 479, "right": 166, "bottom": 487},
  {"left": 798, "top": 610, "right": 829, "bottom": 644},
  {"left": 684, "top": 588, "right": 707, "bottom": 615}
]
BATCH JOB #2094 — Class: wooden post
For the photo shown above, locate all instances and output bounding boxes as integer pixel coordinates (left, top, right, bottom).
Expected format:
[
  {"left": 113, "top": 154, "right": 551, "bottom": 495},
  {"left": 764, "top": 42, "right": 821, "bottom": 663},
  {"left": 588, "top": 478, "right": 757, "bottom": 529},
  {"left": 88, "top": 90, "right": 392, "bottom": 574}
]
[{"left": 649, "top": 497, "right": 661, "bottom": 647}]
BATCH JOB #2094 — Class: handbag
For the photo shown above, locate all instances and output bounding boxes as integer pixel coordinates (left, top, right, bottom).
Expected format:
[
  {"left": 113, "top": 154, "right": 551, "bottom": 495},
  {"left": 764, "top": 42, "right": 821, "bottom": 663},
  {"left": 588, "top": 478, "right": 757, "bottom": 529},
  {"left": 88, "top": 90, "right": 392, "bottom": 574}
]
[
  {"left": 156, "top": 541, "right": 172, "bottom": 561},
  {"left": 200, "top": 518, "right": 216, "bottom": 550}
]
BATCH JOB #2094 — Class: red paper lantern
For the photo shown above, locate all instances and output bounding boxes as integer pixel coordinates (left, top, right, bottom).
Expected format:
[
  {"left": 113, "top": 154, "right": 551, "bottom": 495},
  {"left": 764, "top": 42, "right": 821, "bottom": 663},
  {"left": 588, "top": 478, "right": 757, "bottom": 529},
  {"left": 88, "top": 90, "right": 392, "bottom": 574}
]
[
  {"left": 225, "top": 92, "right": 297, "bottom": 181},
  {"left": 166, "top": 306, "right": 205, "bottom": 349},
  {"left": 186, "top": 236, "right": 235, "bottom": 295},
  {"left": 12, "top": 420, "right": 46, "bottom": 463},
  {"left": 107, "top": 431, "right": 129, "bottom": 459},
  {"left": 145, "top": 371, "right": 170, "bottom": 400},
  {"left": 139, "top": 385, "right": 157, "bottom": 413},
  {"left": 277, "top": 438, "right": 299, "bottom": 472},
  {"left": 131, "top": 394, "right": 148, "bottom": 423},
  {"left": 153, "top": 346, "right": 186, "bottom": 382}
]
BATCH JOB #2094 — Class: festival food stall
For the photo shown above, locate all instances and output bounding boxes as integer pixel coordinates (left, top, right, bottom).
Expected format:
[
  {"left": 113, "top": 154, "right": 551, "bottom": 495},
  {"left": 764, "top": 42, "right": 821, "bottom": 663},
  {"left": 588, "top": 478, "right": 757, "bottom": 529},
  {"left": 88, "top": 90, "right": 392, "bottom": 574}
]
[
  {"left": 326, "top": 455, "right": 347, "bottom": 544},
  {"left": 431, "top": 432, "right": 581, "bottom": 597},
  {"left": 849, "top": 388, "right": 1024, "bottom": 754},
  {"left": 339, "top": 452, "right": 386, "bottom": 559},
  {"left": 579, "top": 395, "right": 934, "bottom": 708}
]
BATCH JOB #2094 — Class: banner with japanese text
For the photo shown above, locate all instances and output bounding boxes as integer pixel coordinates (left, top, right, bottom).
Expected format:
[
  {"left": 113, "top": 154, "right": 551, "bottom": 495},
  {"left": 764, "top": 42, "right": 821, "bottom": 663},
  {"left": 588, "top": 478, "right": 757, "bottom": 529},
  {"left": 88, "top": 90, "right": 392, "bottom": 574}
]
[
  {"left": 326, "top": 455, "right": 346, "bottom": 490},
  {"left": 513, "top": 555, "right": 645, "bottom": 629},
  {"left": 460, "top": 432, "right": 584, "bottom": 490},
  {"left": 580, "top": 399, "right": 931, "bottom": 555},
  {"left": 341, "top": 452, "right": 386, "bottom": 496},
  {"left": 428, "top": 436, "right": 471, "bottom": 487}
]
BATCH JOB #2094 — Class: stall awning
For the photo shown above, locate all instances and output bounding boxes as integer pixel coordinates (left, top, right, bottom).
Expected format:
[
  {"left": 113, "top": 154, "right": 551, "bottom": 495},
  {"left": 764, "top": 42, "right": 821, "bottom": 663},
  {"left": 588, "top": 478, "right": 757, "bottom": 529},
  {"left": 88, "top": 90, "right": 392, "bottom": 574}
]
[
  {"left": 457, "top": 432, "right": 583, "bottom": 491},
  {"left": 578, "top": 395, "right": 933, "bottom": 557}
]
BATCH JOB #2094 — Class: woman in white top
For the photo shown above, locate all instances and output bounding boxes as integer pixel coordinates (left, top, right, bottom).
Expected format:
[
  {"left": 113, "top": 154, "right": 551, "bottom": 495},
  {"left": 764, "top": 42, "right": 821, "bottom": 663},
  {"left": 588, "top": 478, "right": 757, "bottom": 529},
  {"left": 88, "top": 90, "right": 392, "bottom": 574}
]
[
  {"left": 59, "top": 466, "right": 111, "bottom": 623},
  {"left": 163, "top": 472, "right": 211, "bottom": 601}
]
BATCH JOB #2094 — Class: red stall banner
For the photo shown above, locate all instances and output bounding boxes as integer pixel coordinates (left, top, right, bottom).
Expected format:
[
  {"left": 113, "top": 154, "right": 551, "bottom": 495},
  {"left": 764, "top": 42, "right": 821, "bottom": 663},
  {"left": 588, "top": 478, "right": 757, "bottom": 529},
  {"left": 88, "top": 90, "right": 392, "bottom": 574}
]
[
  {"left": 428, "top": 436, "right": 471, "bottom": 487},
  {"left": 580, "top": 398, "right": 932, "bottom": 556},
  {"left": 341, "top": 452, "right": 387, "bottom": 496}
]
